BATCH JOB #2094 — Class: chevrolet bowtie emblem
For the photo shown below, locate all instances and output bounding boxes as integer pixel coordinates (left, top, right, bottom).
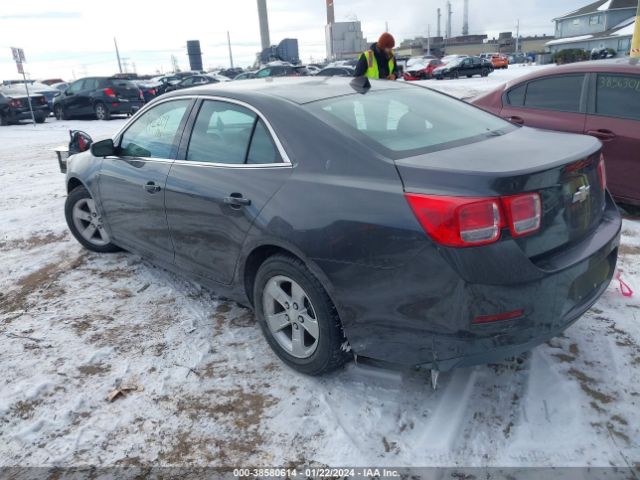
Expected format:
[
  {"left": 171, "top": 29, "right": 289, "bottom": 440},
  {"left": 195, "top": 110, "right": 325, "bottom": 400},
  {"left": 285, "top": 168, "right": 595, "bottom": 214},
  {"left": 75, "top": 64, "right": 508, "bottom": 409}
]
[{"left": 573, "top": 185, "right": 591, "bottom": 204}]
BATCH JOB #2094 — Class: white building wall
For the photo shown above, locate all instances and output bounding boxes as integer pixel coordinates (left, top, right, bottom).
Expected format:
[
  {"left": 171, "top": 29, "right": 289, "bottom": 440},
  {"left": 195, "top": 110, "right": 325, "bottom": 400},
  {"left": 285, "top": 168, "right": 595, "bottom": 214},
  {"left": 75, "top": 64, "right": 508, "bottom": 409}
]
[{"left": 325, "top": 22, "right": 368, "bottom": 60}]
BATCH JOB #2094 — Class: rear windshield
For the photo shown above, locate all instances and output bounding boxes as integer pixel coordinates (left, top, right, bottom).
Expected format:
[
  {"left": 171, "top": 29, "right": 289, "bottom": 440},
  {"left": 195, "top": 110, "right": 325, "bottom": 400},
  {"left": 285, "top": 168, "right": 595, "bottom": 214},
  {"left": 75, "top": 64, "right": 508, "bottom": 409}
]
[
  {"left": 308, "top": 87, "right": 513, "bottom": 158},
  {"left": 106, "top": 78, "right": 138, "bottom": 89}
]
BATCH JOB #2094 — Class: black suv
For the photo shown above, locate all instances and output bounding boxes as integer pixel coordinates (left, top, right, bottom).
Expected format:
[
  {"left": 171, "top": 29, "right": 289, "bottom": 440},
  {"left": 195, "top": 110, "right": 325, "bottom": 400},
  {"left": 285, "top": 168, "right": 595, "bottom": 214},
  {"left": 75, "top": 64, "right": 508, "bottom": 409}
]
[
  {"left": 53, "top": 77, "right": 144, "bottom": 120},
  {"left": 433, "top": 57, "right": 493, "bottom": 80}
]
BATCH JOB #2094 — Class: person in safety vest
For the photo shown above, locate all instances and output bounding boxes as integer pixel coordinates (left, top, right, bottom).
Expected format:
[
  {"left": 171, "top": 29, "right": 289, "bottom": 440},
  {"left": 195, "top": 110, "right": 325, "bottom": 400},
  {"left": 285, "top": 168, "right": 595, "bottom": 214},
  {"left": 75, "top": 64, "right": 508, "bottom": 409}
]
[{"left": 354, "top": 32, "right": 399, "bottom": 80}]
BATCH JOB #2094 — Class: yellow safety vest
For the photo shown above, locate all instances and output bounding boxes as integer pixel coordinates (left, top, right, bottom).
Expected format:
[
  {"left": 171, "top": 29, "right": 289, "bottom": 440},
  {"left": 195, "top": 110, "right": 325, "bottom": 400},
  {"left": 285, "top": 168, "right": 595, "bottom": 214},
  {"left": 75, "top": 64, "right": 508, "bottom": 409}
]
[{"left": 362, "top": 50, "right": 396, "bottom": 79}]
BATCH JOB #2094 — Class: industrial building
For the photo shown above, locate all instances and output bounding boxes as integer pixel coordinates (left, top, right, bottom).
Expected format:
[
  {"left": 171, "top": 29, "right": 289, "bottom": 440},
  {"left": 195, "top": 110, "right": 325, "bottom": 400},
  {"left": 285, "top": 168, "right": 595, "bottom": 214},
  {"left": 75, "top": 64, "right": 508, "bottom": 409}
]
[
  {"left": 255, "top": 0, "right": 300, "bottom": 65},
  {"left": 324, "top": 0, "right": 368, "bottom": 60}
]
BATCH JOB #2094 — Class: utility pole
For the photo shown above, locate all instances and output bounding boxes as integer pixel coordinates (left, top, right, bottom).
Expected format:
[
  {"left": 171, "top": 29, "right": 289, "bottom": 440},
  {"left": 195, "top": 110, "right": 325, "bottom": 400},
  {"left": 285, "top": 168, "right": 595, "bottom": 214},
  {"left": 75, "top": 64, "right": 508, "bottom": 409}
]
[
  {"left": 515, "top": 19, "right": 520, "bottom": 53},
  {"left": 631, "top": 2, "right": 640, "bottom": 58},
  {"left": 114, "top": 37, "right": 123, "bottom": 74},
  {"left": 437, "top": 8, "right": 441, "bottom": 37},
  {"left": 227, "top": 31, "right": 234, "bottom": 69},
  {"left": 446, "top": 1, "right": 452, "bottom": 39},
  {"left": 463, "top": 0, "right": 469, "bottom": 35},
  {"left": 427, "top": 24, "right": 431, "bottom": 55}
]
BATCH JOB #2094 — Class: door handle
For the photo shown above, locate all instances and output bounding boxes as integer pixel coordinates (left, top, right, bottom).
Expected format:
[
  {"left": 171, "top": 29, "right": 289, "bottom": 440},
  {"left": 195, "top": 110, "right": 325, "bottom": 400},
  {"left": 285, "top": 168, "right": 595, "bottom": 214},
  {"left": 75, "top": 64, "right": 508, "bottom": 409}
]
[
  {"left": 507, "top": 115, "right": 525, "bottom": 125},
  {"left": 224, "top": 193, "right": 251, "bottom": 208},
  {"left": 144, "top": 181, "right": 161, "bottom": 194},
  {"left": 586, "top": 129, "right": 616, "bottom": 141}
]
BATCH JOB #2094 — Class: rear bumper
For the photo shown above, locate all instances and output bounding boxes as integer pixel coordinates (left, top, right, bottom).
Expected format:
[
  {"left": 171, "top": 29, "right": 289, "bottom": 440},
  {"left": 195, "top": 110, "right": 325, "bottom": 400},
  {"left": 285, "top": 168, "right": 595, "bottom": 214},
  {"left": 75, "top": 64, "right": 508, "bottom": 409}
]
[
  {"left": 107, "top": 100, "right": 143, "bottom": 114},
  {"left": 320, "top": 194, "right": 621, "bottom": 370},
  {"left": 7, "top": 106, "right": 49, "bottom": 121}
]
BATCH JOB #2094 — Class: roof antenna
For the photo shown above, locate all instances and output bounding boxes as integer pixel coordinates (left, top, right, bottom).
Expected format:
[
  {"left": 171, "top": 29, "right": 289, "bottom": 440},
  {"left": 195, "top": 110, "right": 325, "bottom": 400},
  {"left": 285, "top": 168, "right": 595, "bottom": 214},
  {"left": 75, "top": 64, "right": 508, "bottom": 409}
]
[{"left": 350, "top": 76, "right": 371, "bottom": 93}]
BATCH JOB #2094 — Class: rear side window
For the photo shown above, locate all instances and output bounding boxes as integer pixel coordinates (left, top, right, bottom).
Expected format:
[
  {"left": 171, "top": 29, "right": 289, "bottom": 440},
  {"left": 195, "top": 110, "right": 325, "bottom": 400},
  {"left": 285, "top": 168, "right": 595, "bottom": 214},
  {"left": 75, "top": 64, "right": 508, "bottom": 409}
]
[
  {"left": 595, "top": 74, "right": 640, "bottom": 121},
  {"left": 83, "top": 78, "right": 99, "bottom": 90},
  {"left": 187, "top": 100, "right": 256, "bottom": 164},
  {"left": 120, "top": 100, "right": 190, "bottom": 158},
  {"left": 506, "top": 84, "right": 526, "bottom": 106},
  {"left": 523, "top": 74, "right": 585, "bottom": 113},
  {"left": 247, "top": 120, "right": 282, "bottom": 164},
  {"left": 310, "top": 88, "right": 513, "bottom": 157}
]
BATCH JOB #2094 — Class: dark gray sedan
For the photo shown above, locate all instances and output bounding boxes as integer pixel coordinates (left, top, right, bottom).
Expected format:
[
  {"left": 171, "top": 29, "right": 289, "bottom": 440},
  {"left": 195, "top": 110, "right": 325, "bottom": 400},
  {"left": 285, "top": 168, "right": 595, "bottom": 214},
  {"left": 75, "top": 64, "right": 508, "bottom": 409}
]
[{"left": 64, "top": 78, "right": 621, "bottom": 376}]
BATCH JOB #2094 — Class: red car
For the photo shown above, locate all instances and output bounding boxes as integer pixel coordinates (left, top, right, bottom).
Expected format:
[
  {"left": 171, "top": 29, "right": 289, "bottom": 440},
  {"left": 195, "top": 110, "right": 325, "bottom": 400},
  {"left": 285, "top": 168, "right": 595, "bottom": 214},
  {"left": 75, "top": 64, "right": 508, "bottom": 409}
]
[
  {"left": 473, "top": 58, "right": 640, "bottom": 206},
  {"left": 403, "top": 59, "right": 444, "bottom": 81}
]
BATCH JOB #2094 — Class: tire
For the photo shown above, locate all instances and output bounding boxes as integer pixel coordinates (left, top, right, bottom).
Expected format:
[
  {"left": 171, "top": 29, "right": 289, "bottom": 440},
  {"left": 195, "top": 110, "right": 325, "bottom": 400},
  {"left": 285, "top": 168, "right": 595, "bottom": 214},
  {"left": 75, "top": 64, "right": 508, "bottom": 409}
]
[
  {"left": 253, "top": 254, "right": 350, "bottom": 375},
  {"left": 65, "top": 186, "right": 120, "bottom": 253},
  {"left": 481, "top": 69, "right": 489, "bottom": 77},
  {"left": 452, "top": 71, "right": 459, "bottom": 80},
  {"left": 94, "top": 102, "right": 111, "bottom": 121},
  {"left": 35, "top": 114, "right": 45, "bottom": 124},
  {"left": 54, "top": 105, "right": 66, "bottom": 120}
]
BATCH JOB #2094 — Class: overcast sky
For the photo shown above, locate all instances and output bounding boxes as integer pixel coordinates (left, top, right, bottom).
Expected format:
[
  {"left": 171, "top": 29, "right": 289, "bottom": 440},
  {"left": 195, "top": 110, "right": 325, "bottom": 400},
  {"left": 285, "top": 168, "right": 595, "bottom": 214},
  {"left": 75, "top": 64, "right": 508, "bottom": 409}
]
[{"left": 0, "top": 0, "right": 591, "bottom": 79}]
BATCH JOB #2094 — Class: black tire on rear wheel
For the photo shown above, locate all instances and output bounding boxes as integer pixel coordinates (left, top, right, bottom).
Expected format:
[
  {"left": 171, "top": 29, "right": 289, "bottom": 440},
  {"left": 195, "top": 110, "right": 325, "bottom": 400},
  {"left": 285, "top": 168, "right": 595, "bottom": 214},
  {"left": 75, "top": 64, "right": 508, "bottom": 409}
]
[
  {"left": 0, "top": 114, "right": 8, "bottom": 126},
  {"left": 94, "top": 102, "right": 111, "bottom": 120},
  {"left": 254, "top": 254, "right": 350, "bottom": 376},
  {"left": 35, "top": 114, "right": 45, "bottom": 124},
  {"left": 65, "top": 186, "right": 120, "bottom": 253}
]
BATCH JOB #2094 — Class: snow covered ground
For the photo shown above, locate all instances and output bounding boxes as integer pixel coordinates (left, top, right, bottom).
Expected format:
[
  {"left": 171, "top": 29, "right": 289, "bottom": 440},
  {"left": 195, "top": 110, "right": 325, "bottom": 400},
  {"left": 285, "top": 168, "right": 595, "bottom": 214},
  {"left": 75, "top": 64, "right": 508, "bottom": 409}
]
[{"left": 1, "top": 70, "right": 639, "bottom": 470}]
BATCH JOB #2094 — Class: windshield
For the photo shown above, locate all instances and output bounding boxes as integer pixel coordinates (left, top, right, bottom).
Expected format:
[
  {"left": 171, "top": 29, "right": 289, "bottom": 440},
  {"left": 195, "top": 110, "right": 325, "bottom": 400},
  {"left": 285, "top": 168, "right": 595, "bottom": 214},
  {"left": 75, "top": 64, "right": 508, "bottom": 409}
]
[{"left": 308, "top": 87, "right": 513, "bottom": 158}]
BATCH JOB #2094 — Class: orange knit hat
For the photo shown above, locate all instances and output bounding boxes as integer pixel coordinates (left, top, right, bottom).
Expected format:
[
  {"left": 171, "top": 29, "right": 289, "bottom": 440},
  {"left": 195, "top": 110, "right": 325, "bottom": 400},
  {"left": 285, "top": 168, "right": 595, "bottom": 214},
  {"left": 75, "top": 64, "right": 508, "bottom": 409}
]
[{"left": 377, "top": 32, "right": 395, "bottom": 49}]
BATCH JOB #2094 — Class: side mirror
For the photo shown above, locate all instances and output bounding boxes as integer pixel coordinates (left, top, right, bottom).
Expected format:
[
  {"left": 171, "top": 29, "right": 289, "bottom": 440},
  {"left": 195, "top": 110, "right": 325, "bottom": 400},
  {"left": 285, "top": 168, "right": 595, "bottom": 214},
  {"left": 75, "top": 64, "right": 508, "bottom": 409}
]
[{"left": 91, "top": 139, "right": 115, "bottom": 157}]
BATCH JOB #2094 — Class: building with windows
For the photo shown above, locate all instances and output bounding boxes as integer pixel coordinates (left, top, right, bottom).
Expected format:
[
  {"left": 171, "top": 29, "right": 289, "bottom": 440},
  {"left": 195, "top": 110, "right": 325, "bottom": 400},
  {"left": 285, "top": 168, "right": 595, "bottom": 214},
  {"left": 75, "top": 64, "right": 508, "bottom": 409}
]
[
  {"left": 546, "top": 0, "right": 637, "bottom": 55},
  {"left": 325, "top": 21, "right": 368, "bottom": 60}
]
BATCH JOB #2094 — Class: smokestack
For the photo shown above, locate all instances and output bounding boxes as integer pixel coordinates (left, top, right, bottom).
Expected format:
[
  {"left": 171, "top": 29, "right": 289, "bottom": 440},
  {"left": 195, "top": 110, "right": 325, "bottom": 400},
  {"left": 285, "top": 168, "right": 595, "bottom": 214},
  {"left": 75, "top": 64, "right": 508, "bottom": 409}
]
[
  {"left": 257, "top": 0, "right": 271, "bottom": 50},
  {"left": 326, "top": 0, "right": 335, "bottom": 25},
  {"left": 446, "top": 1, "right": 452, "bottom": 39},
  {"left": 463, "top": 0, "right": 469, "bottom": 35},
  {"left": 437, "top": 8, "right": 441, "bottom": 37}
]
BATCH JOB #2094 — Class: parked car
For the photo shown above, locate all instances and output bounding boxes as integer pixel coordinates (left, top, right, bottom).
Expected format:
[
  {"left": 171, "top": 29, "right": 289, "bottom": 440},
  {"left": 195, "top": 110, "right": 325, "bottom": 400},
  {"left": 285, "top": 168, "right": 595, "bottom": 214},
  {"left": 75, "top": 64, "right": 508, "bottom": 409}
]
[
  {"left": 50, "top": 82, "right": 70, "bottom": 92},
  {"left": 64, "top": 78, "right": 620, "bottom": 376},
  {"left": 440, "top": 55, "right": 468, "bottom": 64},
  {"left": 164, "top": 75, "right": 220, "bottom": 93},
  {"left": 0, "top": 88, "right": 49, "bottom": 125},
  {"left": 234, "top": 71, "right": 257, "bottom": 80},
  {"left": 508, "top": 53, "right": 529, "bottom": 65},
  {"left": 255, "top": 65, "right": 309, "bottom": 78},
  {"left": 2, "top": 81, "right": 58, "bottom": 111},
  {"left": 135, "top": 80, "right": 162, "bottom": 102},
  {"left": 305, "top": 65, "right": 321, "bottom": 75},
  {"left": 489, "top": 53, "right": 509, "bottom": 69},
  {"left": 403, "top": 59, "right": 444, "bottom": 80},
  {"left": 472, "top": 58, "right": 640, "bottom": 206},
  {"left": 40, "top": 78, "right": 65, "bottom": 86},
  {"left": 52, "top": 77, "right": 144, "bottom": 120},
  {"left": 433, "top": 56, "right": 492, "bottom": 79},
  {"left": 316, "top": 66, "right": 355, "bottom": 77}
]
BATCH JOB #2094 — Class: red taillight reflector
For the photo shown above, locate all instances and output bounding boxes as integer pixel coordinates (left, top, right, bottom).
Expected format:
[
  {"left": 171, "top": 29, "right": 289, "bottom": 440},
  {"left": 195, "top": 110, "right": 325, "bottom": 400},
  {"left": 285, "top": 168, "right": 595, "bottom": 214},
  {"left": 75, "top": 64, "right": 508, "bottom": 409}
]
[
  {"left": 598, "top": 154, "right": 607, "bottom": 190},
  {"left": 501, "top": 193, "right": 541, "bottom": 238},
  {"left": 104, "top": 87, "right": 116, "bottom": 97},
  {"left": 405, "top": 194, "right": 503, "bottom": 247},
  {"left": 473, "top": 309, "right": 524, "bottom": 324}
]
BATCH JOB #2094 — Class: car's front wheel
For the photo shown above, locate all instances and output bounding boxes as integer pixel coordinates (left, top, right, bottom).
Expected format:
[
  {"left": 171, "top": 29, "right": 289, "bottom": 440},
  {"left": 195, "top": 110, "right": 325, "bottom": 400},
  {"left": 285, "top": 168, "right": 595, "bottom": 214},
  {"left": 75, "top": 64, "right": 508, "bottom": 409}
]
[
  {"left": 254, "top": 254, "right": 350, "bottom": 375},
  {"left": 94, "top": 102, "right": 111, "bottom": 120},
  {"left": 54, "top": 105, "right": 66, "bottom": 120},
  {"left": 65, "top": 186, "right": 120, "bottom": 253}
]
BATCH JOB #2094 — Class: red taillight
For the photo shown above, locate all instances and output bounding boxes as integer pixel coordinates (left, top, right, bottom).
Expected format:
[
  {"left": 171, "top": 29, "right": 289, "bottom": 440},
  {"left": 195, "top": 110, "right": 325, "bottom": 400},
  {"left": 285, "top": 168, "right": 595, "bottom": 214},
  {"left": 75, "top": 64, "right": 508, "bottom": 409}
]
[
  {"left": 473, "top": 309, "right": 524, "bottom": 324},
  {"left": 598, "top": 154, "right": 607, "bottom": 190},
  {"left": 103, "top": 87, "right": 116, "bottom": 98},
  {"left": 405, "top": 194, "right": 503, "bottom": 247},
  {"left": 406, "top": 192, "right": 543, "bottom": 247},
  {"left": 501, "top": 193, "right": 541, "bottom": 238},
  {"left": 148, "top": 89, "right": 156, "bottom": 95}
]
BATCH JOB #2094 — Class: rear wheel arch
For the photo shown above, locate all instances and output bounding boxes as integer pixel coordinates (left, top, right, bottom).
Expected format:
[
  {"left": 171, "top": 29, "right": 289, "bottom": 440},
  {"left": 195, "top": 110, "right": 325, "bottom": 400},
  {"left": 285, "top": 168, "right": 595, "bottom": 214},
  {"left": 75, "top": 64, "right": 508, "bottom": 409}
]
[{"left": 242, "top": 244, "right": 339, "bottom": 316}]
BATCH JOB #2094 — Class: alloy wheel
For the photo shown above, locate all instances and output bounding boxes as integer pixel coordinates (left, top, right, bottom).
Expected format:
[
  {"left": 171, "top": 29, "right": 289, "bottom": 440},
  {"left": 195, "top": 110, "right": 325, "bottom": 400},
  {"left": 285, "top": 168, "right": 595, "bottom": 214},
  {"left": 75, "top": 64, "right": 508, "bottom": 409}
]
[
  {"left": 72, "top": 198, "right": 111, "bottom": 246},
  {"left": 95, "top": 104, "right": 107, "bottom": 120},
  {"left": 262, "top": 275, "right": 320, "bottom": 359}
]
